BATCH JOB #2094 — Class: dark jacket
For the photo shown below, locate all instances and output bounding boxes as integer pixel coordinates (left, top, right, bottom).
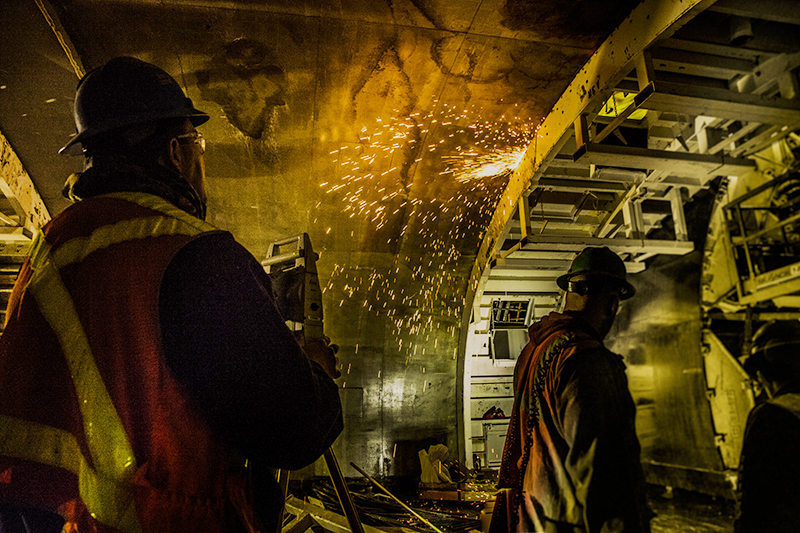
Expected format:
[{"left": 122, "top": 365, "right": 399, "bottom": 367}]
[
  {"left": 492, "top": 311, "right": 650, "bottom": 533},
  {"left": 735, "top": 387, "right": 800, "bottom": 533},
  {"left": 0, "top": 163, "right": 342, "bottom": 532}
]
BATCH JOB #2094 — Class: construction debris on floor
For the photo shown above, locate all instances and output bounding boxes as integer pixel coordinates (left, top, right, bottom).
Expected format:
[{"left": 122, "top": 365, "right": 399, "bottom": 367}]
[
  {"left": 296, "top": 478, "right": 483, "bottom": 532},
  {"left": 283, "top": 477, "right": 741, "bottom": 533}
]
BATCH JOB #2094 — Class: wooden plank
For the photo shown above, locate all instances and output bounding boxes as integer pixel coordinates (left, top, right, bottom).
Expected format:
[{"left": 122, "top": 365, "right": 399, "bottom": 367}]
[
  {"left": 0, "top": 130, "right": 51, "bottom": 232},
  {"left": 471, "top": 375, "right": 513, "bottom": 384},
  {"left": 284, "top": 497, "right": 390, "bottom": 533}
]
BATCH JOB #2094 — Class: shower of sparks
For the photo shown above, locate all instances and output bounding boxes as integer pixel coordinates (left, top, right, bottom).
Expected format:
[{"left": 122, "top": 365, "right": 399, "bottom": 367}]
[
  {"left": 321, "top": 102, "right": 539, "bottom": 364},
  {"left": 442, "top": 147, "right": 527, "bottom": 183}
]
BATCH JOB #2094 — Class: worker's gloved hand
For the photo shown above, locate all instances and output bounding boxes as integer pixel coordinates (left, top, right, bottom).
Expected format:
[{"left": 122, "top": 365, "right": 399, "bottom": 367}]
[{"left": 304, "top": 336, "right": 341, "bottom": 379}]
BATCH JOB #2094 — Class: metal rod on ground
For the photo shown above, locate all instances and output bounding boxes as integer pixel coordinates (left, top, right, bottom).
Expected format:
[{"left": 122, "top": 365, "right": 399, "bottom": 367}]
[
  {"left": 324, "top": 449, "right": 365, "bottom": 533},
  {"left": 264, "top": 235, "right": 363, "bottom": 532},
  {"left": 275, "top": 468, "right": 291, "bottom": 533},
  {"left": 349, "top": 462, "right": 446, "bottom": 533}
]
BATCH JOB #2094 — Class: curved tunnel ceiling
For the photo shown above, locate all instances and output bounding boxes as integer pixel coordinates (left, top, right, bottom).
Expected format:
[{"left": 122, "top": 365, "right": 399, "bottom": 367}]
[
  {"left": 4, "top": 0, "right": 800, "bottom": 478},
  {"left": 0, "top": 0, "right": 641, "bottom": 475}
]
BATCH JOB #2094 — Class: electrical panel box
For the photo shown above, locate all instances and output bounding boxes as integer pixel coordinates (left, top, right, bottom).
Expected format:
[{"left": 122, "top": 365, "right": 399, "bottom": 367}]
[
  {"left": 483, "top": 420, "right": 511, "bottom": 468},
  {"left": 490, "top": 299, "right": 532, "bottom": 328},
  {"left": 490, "top": 299, "right": 533, "bottom": 362}
]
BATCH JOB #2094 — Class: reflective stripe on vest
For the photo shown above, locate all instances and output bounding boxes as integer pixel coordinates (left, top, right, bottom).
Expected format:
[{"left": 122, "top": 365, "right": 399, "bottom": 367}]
[{"left": 0, "top": 192, "right": 218, "bottom": 532}]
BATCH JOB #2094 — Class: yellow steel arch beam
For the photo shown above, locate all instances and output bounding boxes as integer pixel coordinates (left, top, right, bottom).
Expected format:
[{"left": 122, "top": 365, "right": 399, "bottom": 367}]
[{"left": 456, "top": 0, "right": 717, "bottom": 463}]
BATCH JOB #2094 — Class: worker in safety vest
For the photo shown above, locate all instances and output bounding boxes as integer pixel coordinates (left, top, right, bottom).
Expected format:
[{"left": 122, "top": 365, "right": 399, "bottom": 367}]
[
  {"left": 0, "top": 56, "right": 342, "bottom": 532},
  {"left": 736, "top": 320, "right": 800, "bottom": 533}
]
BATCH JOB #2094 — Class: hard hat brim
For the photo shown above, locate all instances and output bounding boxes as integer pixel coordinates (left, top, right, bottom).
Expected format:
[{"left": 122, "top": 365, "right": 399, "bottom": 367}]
[{"left": 59, "top": 110, "right": 209, "bottom": 156}]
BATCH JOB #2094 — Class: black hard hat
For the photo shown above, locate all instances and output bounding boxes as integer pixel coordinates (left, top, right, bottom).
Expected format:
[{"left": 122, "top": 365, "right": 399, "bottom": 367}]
[
  {"left": 60, "top": 57, "right": 209, "bottom": 155},
  {"left": 744, "top": 320, "right": 800, "bottom": 377},
  {"left": 556, "top": 246, "right": 635, "bottom": 300}
]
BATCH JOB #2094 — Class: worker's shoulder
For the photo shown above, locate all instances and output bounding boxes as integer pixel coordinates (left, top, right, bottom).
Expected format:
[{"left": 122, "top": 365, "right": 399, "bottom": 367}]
[
  {"left": 50, "top": 192, "right": 210, "bottom": 230},
  {"left": 547, "top": 327, "right": 604, "bottom": 354},
  {"left": 744, "top": 399, "right": 800, "bottom": 451},
  {"left": 552, "top": 333, "right": 621, "bottom": 372},
  {"left": 171, "top": 231, "right": 264, "bottom": 277},
  {"left": 752, "top": 394, "right": 800, "bottom": 427}
]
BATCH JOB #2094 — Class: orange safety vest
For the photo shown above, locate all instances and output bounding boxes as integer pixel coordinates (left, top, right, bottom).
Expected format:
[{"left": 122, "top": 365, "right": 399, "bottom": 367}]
[{"left": 0, "top": 192, "right": 258, "bottom": 532}]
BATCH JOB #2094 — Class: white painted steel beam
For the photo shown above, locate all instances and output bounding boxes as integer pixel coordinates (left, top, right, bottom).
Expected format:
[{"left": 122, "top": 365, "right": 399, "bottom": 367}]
[
  {"left": 483, "top": 278, "right": 560, "bottom": 294},
  {"left": 642, "top": 81, "right": 800, "bottom": 125},
  {"left": 538, "top": 177, "right": 628, "bottom": 193},
  {"left": 667, "top": 187, "right": 689, "bottom": 241},
  {"left": 622, "top": 200, "right": 646, "bottom": 240},
  {"left": 648, "top": 47, "right": 756, "bottom": 79},
  {"left": 519, "top": 235, "right": 694, "bottom": 255},
  {"left": 491, "top": 257, "right": 572, "bottom": 270},
  {"left": 479, "top": 294, "right": 561, "bottom": 307},
  {"left": 489, "top": 267, "right": 566, "bottom": 279},
  {"left": 539, "top": 173, "right": 705, "bottom": 193},
  {"left": 573, "top": 142, "right": 756, "bottom": 178},
  {"left": 595, "top": 184, "right": 640, "bottom": 238},
  {"left": 491, "top": 256, "right": 646, "bottom": 274},
  {"left": 659, "top": 37, "right": 777, "bottom": 63}
]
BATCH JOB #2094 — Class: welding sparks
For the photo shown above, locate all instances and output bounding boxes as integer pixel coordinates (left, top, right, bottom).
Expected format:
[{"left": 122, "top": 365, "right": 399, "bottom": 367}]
[
  {"left": 443, "top": 147, "right": 527, "bottom": 182},
  {"left": 321, "top": 102, "right": 539, "bottom": 357}
]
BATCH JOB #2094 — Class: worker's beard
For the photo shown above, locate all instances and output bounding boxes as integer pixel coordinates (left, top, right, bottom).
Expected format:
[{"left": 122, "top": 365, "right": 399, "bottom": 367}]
[{"left": 63, "top": 155, "right": 206, "bottom": 220}]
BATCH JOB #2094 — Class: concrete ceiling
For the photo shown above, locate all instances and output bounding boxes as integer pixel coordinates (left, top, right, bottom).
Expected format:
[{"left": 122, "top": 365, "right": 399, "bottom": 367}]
[
  {"left": 0, "top": 0, "right": 642, "bottom": 475},
  {"left": 2, "top": 0, "right": 640, "bottom": 227}
]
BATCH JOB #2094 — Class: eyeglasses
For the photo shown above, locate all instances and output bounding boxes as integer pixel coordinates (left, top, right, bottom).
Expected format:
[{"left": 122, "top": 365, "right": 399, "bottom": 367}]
[{"left": 175, "top": 132, "right": 206, "bottom": 154}]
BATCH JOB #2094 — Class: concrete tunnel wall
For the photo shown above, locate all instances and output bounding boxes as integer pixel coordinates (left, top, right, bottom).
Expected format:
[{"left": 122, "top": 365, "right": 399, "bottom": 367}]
[
  {"left": 38, "top": 2, "right": 575, "bottom": 480},
  {"left": 42, "top": 0, "right": 633, "bottom": 480},
  {"left": 2, "top": 0, "right": 759, "bottom": 486}
]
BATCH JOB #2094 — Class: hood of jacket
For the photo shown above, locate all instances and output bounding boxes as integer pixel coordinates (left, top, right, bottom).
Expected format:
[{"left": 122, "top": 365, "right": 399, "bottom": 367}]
[
  {"left": 62, "top": 154, "right": 206, "bottom": 220},
  {"left": 528, "top": 311, "right": 603, "bottom": 347}
]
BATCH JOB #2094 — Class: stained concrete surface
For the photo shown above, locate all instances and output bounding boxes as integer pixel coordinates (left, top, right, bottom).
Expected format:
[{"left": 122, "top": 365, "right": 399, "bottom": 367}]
[{"left": 0, "top": 0, "right": 759, "bottom": 489}]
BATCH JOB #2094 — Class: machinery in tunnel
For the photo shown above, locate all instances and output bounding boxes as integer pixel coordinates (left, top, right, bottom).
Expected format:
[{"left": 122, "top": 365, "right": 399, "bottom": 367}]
[
  {"left": 725, "top": 165, "right": 800, "bottom": 303},
  {"left": 697, "top": 135, "right": 800, "bottom": 488},
  {"left": 461, "top": 0, "right": 800, "bottom": 513}
]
